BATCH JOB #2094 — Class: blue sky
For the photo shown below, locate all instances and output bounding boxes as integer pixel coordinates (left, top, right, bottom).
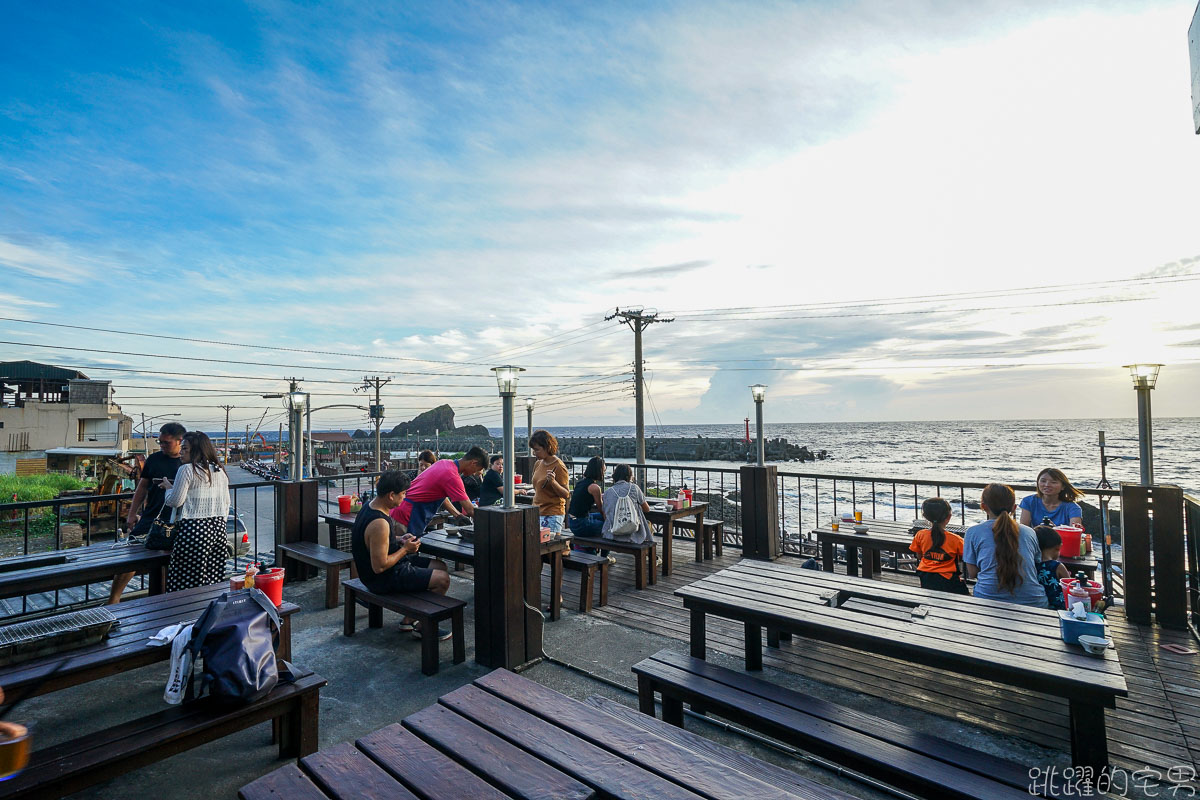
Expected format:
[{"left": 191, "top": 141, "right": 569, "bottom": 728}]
[{"left": 2, "top": 0, "right": 1200, "bottom": 431}]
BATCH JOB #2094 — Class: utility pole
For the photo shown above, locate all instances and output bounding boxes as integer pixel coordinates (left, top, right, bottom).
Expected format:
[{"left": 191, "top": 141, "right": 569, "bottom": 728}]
[
  {"left": 606, "top": 307, "right": 673, "bottom": 482},
  {"left": 357, "top": 376, "right": 391, "bottom": 472},
  {"left": 218, "top": 405, "right": 234, "bottom": 464}
]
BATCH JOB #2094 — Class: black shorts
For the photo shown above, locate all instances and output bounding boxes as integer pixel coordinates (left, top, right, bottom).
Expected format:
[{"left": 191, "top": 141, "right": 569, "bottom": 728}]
[
  {"left": 918, "top": 570, "right": 970, "bottom": 594},
  {"left": 367, "top": 555, "right": 435, "bottom": 594}
]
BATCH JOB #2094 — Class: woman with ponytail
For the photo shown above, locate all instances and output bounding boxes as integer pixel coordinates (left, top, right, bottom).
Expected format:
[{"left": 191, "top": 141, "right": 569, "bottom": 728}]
[
  {"left": 909, "top": 498, "right": 968, "bottom": 594},
  {"left": 963, "top": 483, "right": 1047, "bottom": 607}
]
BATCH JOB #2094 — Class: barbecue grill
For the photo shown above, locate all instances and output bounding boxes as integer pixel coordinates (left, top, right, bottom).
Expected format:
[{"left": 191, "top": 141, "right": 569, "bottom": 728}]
[{"left": 0, "top": 607, "right": 118, "bottom": 666}]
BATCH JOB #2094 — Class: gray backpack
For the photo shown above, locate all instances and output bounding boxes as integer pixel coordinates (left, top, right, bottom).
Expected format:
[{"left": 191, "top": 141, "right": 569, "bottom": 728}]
[{"left": 187, "top": 588, "right": 293, "bottom": 705}]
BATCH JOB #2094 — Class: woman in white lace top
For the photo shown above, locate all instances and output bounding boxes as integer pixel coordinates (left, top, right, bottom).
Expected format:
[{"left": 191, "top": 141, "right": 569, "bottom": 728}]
[{"left": 160, "top": 431, "right": 231, "bottom": 592}]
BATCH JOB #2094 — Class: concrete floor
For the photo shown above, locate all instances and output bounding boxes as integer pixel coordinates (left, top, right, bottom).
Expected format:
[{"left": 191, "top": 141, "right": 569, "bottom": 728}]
[{"left": 19, "top": 566, "right": 1137, "bottom": 800}]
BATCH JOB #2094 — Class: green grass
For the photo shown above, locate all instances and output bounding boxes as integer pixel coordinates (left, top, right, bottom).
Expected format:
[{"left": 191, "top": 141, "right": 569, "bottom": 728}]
[{"left": 0, "top": 474, "right": 90, "bottom": 503}]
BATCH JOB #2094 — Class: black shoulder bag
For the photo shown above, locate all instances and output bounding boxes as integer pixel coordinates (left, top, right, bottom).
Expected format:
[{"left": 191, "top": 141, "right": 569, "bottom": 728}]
[{"left": 144, "top": 504, "right": 176, "bottom": 551}]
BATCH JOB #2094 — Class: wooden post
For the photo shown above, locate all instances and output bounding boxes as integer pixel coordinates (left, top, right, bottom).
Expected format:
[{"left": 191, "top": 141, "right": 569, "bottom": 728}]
[
  {"left": 1121, "top": 484, "right": 1186, "bottom": 628},
  {"left": 275, "top": 480, "right": 319, "bottom": 578},
  {"left": 473, "top": 504, "right": 543, "bottom": 669},
  {"left": 739, "top": 465, "right": 779, "bottom": 560}
]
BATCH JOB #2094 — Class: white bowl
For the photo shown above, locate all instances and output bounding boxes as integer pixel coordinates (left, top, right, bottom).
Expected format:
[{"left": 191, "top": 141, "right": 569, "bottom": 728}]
[
  {"left": 853, "top": 525, "right": 869, "bottom": 534},
  {"left": 1077, "top": 635, "right": 1112, "bottom": 655}
]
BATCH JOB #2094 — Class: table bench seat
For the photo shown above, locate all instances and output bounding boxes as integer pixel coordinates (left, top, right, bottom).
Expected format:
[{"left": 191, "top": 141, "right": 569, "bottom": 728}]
[
  {"left": 0, "top": 672, "right": 326, "bottom": 800},
  {"left": 633, "top": 649, "right": 1061, "bottom": 800},
  {"left": 276, "top": 541, "right": 357, "bottom": 609},
  {"left": 671, "top": 518, "right": 725, "bottom": 559},
  {"left": 569, "top": 536, "right": 655, "bottom": 590},
  {"left": 562, "top": 550, "right": 609, "bottom": 611},
  {"left": 342, "top": 578, "right": 465, "bottom": 675}
]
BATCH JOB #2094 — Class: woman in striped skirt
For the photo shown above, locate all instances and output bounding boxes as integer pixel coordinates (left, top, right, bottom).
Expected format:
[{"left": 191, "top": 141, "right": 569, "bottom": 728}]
[{"left": 160, "top": 431, "right": 231, "bottom": 592}]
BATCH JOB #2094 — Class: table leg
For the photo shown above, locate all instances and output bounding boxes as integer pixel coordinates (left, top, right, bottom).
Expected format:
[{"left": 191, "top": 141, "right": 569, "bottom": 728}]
[
  {"left": 744, "top": 622, "right": 762, "bottom": 671},
  {"left": 871, "top": 549, "right": 882, "bottom": 578},
  {"left": 662, "top": 521, "right": 673, "bottom": 576},
  {"left": 149, "top": 564, "right": 166, "bottom": 595},
  {"left": 767, "top": 626, "right": 780, "bottom": 648},
  {"left": 690, "top": 609, "right": 707, "bottom": 659},
  {"left": 847, "top": 546, "right": 860, "bottom": 577},
  {"left": 278, "top": 615, "right": 293, "bottom": 662},
  {"left": 695, "top": 525, "right": 703, "bottom": 562},
  {"left": 647, "top": 544, "right": 657, "bottom": 586},
  {"left": 821, "top": 540, "right": 834, "bottom": 572},
  {"left": 324, "top": 566, "right": 340, "bottom": 609},
  {"left": 1068, "top": 700, "right": 1109, "bottom": 771},
  {"left": 550, "top": 552, "right": 563, "bottom": 622}
]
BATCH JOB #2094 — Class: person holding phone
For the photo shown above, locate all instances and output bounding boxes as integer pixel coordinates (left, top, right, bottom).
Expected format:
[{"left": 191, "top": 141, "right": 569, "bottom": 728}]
[
  {"left": 108, "top": 421, "right": 186, "bottom": 603},
  {"left": 355, "top": 471, "right": 452, "bottom": 640},
  {"left": 529, "top": 430, "right": 570, "bottom": 533}
]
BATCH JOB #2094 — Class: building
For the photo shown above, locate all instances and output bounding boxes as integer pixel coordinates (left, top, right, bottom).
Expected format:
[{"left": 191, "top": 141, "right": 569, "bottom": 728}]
[{"left": 0, "top": 361, "right": 134, "bottom": 475}]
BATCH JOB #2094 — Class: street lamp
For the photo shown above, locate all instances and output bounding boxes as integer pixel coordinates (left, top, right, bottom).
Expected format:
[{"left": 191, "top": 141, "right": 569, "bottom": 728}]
[
  {"left": 525, "top": 397, "right": 535, "bottom": 456},
  {"left": 282, "top": 389, "right": 308, "bottom": 481},
  {"left": 492, "top": 366, "right": 525, "bottom": 508},
  {"left": 1122, "top": 364, "right": 1162, "bottom": 485},
  {"left": 750, "top": 384, "right": 767, "bottom": 467}
]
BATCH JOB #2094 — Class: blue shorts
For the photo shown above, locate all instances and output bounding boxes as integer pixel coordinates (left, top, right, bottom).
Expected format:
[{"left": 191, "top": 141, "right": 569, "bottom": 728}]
[{"left": 540, "top": 515, "right": 563, "bottom": 533}]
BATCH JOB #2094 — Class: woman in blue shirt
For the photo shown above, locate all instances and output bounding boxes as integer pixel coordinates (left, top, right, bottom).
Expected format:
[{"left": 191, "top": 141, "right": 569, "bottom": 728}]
[
  {"left": 1018, "top": 468, "right": 1083, "bottom": 528},
  {"left": 964, "top": 483, "right": 1048, "bottom": 608}
]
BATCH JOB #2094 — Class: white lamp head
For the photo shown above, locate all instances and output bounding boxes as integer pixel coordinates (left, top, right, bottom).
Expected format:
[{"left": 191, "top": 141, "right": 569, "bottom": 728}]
[
  {"left": 525, "top": 397, "right": 535, "bottom": 411},
  {"left": 1122, "top": 364, "right": 1162, "bottom": 389},
  {"left": 492, "top": 365, "right": 525, "bottom": 395},
  {"left": 750, "top": 384, "right": 768, "bottom": 403}
]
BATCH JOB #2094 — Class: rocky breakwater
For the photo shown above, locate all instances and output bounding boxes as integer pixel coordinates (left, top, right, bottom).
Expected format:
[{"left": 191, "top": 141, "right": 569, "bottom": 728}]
[{"left": 554, "top": 436, "right": 826, "bottom": 463}]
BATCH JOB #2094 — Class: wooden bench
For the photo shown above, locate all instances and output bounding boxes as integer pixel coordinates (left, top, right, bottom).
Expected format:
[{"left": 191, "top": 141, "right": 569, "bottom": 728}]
[
  {"left": 568, "top": 535, "right": 655, "bottom": 589},
  {"left": 0, "top": 672, "right": 326, "bottom": 800},
  {"left": 633, "top": 649, "right": 1064, "bottom": 800},
  {"left": 276, "top": 541, "right": 357, "bottom": 609},
  {"left": 562, "top": 550, "right": 609, "bottom": 612},
  {"left": 342, "top": 578, "right": 465, "bottom": 675},
  {"left": 672, "top": 518, "right": 724, "bottom": 559}
]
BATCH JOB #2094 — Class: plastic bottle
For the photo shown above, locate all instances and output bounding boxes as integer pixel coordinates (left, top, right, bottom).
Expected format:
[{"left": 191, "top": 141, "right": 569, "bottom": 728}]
[
  {"left": 1041, "top": 516, "right": 1054, "bottom": 527},
  {"left": 1068, "top": 578, "right": 1091, "bottom": 613}
]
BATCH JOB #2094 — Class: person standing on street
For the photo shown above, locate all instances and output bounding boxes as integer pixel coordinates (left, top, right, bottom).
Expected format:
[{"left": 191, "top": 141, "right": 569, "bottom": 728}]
[{"left": 109, "top": 422, "right": 185, "bottom": 603}]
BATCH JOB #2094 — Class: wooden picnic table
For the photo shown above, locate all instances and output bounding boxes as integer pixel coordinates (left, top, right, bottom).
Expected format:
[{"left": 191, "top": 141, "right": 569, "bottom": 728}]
[
  {"left": 814, "top": 518, "right": 1100, "bottom": 582},
  {"left": 419, "top": 527, "right": 573, "bottom": 620},
  {"left": 0, "top": 581, "right": 299, "bottom": 701},
  {"left": 0, "top": 541, "right": 170, "bottom": 602},
  {"left": 644, "top": 501, "right": 708, "bottom": 578},
  {"left": 240, "top": 666, "right": 860, "bottom": 800},
  {"left": 676, "top": 559, "right": 1128, "bottom": 770}
]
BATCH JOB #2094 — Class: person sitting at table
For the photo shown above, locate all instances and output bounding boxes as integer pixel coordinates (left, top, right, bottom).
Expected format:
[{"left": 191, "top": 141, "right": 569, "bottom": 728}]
[
  {"left": 1035, "top": 525, "right": 1071, "bottom": 611},
  {"left": 963, "top": 483, "right": 1047, "bottom": 608},
  {"left": 417, "top": 450, "right": 436, "bottom": 473},
  {"left": 353, "top": 471, "right": 451, "bottom": 639},
  {"left": 478, "top": 454, "right": 504, "bottom": 506},
  {"left": 568, "top": 457, "right": 607, "bottom": 553},
  {"left": 1018, "top": 468, "right": 1084, "bottom": 528},
  {"left": 909, "top": 497, "right": 968, "bottom": 594},
  {"left": 530, "top": 430, "right": 570, "bottom": 534},
  {"left": 601, "top": 464, "right": 651, "bottom": 544},
  {"left": 391, "top": 446, "right": 487, "bottom": 535}
]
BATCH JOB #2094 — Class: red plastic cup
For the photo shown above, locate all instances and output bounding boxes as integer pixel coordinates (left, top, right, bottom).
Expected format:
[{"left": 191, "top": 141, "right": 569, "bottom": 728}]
[
  {"left": 514, "top": 474, "right": 523, "bottom": 485},
  {"left": 255, "top": 567, "right": 286, "bottom": 607},
  {"left": 337, "top": 495, "right": 352, "bottom": 514}
]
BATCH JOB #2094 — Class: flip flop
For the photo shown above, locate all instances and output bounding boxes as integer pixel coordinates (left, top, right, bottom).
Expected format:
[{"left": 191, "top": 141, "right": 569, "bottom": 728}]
[{"left": 1160, "top": 643, "right": 1197, "bottom": 655}]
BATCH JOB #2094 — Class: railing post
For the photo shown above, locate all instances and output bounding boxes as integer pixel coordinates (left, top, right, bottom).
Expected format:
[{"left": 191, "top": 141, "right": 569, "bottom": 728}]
[
  {"left": 1121, "top": 484, "right": 1186, "bottom": 628},
  {"left": 473, "top": 504, "right": 543, "bottom": 670},
  {"left": 740, "top": 465, "right": 779, "bottom": 561}
]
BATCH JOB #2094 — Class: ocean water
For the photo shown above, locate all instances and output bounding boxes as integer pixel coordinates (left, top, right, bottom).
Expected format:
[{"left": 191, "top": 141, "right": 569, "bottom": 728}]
[{"left": 489, "top": 417, "right": 1200, "bottom": 493}]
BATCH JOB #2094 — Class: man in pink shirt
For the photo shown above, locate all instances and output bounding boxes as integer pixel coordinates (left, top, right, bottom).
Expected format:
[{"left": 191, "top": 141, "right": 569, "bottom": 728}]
[{"left": 391, "top": 446, "right": 488, "bottom": 536}]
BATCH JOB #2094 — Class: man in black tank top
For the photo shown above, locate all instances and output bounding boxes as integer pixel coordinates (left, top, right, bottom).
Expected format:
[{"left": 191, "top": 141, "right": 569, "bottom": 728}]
[{"left": 351, "top": 472, "right": 452, "bottom": 638}]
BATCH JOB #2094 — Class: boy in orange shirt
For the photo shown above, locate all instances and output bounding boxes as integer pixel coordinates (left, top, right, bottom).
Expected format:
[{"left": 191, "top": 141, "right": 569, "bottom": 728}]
[{"left": 909, "top": 497, "right": 969, "bottom": 594}]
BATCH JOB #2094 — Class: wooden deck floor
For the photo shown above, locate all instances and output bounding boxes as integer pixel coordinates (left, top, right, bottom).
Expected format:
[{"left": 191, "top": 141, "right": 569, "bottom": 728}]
[{"left": 531, "top": 544, "right": 1200, "bottom": 786}]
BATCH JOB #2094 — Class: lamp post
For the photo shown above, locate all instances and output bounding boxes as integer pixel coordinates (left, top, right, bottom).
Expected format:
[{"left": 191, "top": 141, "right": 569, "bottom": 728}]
[
  {"left": 750, "top": 384, "right": 767, "bottom": 466},
  {"left": 1123, "top": 364, "right": 1162, "bottom": 485},
  {"left": 492, "top": 366, "right": 525, "bottom": 508},
  {"left": 525, "top": 397, "right": 535, "bottom": 456},
  {"left": 281, "top": 386, "right": 307, "bottom": 481}
]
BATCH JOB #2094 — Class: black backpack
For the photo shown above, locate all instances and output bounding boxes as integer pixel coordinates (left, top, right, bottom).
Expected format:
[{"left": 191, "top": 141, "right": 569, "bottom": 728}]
[{"left": 187, "top": 588, "right": 292, "bottom": 705}]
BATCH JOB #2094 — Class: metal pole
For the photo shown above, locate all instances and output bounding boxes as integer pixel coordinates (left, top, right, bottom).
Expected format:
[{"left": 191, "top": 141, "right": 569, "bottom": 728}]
[
  {"left": 374, "top": 379, "right": 382, "bottom": 472},
  {"left": 503, "top": 394, "right": 515, "bottom": 508},
  {"left": 141, "top": 413, "right": 148, "bottom": 455},
  {"left": 1136, "top": 385, "right": 1154, "bottom": 485},
  {"left": 305, "top": 393, "right": 312, "bottom": 478},
  {"left": 527, "top": 407, "right": 533, "bottom": 456},
  {"left": 634, "top": 319, "right": 645, "bottom": 480},
  {"left": 755, "top": 399, "right": 765, "bottom": 466}
]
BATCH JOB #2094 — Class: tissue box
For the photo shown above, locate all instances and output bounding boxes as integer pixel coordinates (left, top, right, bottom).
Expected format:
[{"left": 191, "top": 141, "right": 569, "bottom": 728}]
[{"left": 1058, "top": 610, "right": 1105, "bottom": 644}]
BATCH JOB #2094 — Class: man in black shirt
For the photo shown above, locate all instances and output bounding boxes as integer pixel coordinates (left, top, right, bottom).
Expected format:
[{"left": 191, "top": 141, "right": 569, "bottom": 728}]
[
  {"left": 478, "top": 454, "right": 504, "bottom": 506},
  {"left": 108, "top": 422, "right": 185, "bottom": 603}
]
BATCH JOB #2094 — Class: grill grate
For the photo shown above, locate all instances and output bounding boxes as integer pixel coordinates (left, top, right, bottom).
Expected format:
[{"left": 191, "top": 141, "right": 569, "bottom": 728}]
[{"left": 0, "top": 607, "right": 117, "bottom": 666}]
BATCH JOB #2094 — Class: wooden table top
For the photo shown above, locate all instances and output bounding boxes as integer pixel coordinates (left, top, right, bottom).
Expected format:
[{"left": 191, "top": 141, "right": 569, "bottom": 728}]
[
  {"left": 420, "top": 528, "right": 572, "bottom": 562},
  {"left": 677, "top": 559, "right": 1127, "bottom": 704},
  {"left": 0, "top": 541, "right": 171, "bottom": 599},
  {"left": 0, "top": 582, "right": 299, "bottom": 698},
  {"left": 241, "top": 666, "right": 854, "bottom": 800},
  {"left": 644, "top": 502, "right": 708, "bottom": 523}
]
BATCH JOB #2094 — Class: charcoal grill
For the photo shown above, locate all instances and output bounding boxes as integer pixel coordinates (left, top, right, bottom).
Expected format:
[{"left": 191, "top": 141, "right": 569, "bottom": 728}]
[{"left": 0, "top": 608, "right": 118, "bottom": 667}]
